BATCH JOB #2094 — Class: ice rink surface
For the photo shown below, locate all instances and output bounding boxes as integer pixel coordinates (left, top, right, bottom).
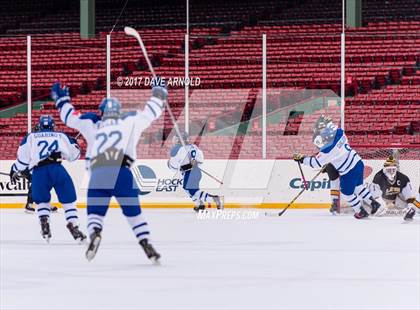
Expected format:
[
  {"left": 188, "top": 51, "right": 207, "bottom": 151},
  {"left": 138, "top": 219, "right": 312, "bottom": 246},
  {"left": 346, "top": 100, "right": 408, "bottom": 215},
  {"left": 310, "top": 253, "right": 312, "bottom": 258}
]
[{"left": 1, "top": 208, "right": 419, "bottom": 310}]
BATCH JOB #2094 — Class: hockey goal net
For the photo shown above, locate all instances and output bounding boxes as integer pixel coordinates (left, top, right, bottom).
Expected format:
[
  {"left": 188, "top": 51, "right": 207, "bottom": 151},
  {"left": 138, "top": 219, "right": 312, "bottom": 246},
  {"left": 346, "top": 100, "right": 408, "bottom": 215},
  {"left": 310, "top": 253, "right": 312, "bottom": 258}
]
[{"left": 339, "top": 145, "right": 420, "bottom": 214}]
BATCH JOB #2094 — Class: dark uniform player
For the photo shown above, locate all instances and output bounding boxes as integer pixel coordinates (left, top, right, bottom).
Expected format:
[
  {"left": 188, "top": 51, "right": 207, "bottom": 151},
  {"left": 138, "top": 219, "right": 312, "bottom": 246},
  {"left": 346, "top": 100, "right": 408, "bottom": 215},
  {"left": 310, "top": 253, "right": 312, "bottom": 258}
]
[{"left": 369, "top": 156, "right": 419, "bottom": 221}]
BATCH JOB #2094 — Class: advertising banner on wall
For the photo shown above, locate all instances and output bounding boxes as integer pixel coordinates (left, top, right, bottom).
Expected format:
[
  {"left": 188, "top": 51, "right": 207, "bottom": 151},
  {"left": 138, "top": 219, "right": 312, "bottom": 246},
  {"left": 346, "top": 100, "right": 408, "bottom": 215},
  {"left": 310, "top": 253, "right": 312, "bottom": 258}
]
[{"left": 0, "top": 159, "right": 418, "bottom": 208}]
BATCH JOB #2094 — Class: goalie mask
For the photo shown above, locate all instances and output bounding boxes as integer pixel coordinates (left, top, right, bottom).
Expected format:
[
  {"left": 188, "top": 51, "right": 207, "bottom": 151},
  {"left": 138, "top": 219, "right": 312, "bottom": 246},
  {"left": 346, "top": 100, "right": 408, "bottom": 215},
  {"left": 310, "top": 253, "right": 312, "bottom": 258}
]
[{"left": 383, "top": 156, "right": 398, "bottom": 183}]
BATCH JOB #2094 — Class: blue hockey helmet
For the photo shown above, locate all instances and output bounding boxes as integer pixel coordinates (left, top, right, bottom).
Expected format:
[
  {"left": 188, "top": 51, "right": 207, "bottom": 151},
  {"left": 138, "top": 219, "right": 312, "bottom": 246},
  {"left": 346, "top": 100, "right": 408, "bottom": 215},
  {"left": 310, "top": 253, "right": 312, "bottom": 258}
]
[
  {"left": 313, "top": 122, "right": 337, "bottom": 149},
  {"left": 320, "top": 123, "right": 337, "bottom": 146},
  {"left": 38, "top": 115, "right": 55, "bottom": 131},
  {"left": 172, "top": 131, "right": 189, "bottom": 146},
  {"left": 100, "top": 97, "right": 121, "bottom": 119}
]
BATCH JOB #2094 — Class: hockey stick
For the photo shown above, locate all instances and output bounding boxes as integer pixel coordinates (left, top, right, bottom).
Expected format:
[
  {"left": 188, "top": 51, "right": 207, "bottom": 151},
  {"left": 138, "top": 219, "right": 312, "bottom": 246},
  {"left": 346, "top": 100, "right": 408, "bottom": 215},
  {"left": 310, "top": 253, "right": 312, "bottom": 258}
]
[
  {"left": 200, "top": 168, "right": 224, "bottom": 185},
  {"left": 124, "top": 26, "right": 185, "bottom": 146},
  {"left": 297, "top": 161, "right": 308, "bottom": 190},
  {"left": 265, "top": 168, "right": 324, "bottom": 217},
  {"left": 0, "top": 172, "right": 9, "bottom": 176},
  {"left": 124, "top": 26, "right": 224, "bottom": 185}
]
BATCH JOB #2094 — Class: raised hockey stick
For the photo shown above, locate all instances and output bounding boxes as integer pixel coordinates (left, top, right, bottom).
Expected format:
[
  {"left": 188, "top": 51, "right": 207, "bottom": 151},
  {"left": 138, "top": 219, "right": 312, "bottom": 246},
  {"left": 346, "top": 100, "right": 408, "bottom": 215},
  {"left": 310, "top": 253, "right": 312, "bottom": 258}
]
[
  {"left": 265, "top": 168, "right": 324, "bottom": 217},
  {"left": 297, "top": 161, "right": 308, "bottom": 190},
  {"left": 124, "top": 26, "right": 184, "bottom": 147},
  {"left": 124, "top": 26, "right": 224, "bottom": 185}
]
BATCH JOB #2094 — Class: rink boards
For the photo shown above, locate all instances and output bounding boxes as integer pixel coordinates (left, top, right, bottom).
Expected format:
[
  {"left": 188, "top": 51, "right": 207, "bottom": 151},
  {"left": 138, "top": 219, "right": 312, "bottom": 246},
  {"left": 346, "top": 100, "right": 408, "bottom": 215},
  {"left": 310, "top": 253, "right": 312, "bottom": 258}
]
[{"left": 0, "top": 159, "right": 419, "bottom": 208}]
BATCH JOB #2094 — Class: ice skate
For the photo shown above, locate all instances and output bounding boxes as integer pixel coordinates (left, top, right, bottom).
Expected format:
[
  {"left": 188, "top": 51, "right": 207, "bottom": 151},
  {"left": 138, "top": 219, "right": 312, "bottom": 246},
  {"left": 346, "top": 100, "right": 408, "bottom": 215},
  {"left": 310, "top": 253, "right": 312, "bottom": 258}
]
[
  {"left": 403, "top": 208, "right": 415, "bottom": 222},
  {"left": 354, "top": 207, "right": 369, "bottom": 219},
  {"left": 193, "top": 203, "right": 206, "bottom": 212},
  {"left": 139, "top": 239, "right": 161, "bottom": 264},
  {"left": 329, "top": 198, "right": 339, "bottom": 215},
  {"left": 40, "top": 216, "right": 51, "bottom": 242},
  {"left": 66, "top": 222, "right": 87, "bottom": 244},
  {"left": 213, "top": 195, "right": 224, "bottom": 210},
  {"left": 24, "top": 203, "right": 35, "bottom": 214},
  {"left": 86, "top": 227, "right": 102, "bottom": 261},
  {"left": 369, "top": 198, "right": 382, "bottom": 215}
]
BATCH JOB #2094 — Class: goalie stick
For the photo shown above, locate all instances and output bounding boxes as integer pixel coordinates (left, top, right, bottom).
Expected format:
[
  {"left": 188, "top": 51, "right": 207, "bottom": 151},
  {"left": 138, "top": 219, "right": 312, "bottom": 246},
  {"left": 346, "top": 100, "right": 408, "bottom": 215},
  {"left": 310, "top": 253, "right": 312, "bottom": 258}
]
[
  {"left": 124, "top": 26, "right": 223, "bottom": 185},
  {"left": 265, "top": 168, "right": 324, "bottom": 217}
]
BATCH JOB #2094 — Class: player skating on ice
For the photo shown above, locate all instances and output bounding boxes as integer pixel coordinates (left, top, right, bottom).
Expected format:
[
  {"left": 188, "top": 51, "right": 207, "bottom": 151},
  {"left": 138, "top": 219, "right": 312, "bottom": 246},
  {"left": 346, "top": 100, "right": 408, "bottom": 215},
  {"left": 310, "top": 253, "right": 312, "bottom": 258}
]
[
  {"left": 11, "top": 123, "right": 58, "bottom": 214},
  {"left": 51, "top": 80, "right": 165, "bottom": 263},
  {"left": 167, "top": 132, "right": 224, "bottom": 212},
  {"left": 369, "top": 156, "right": 420, "bottom": 221},
  {"left": 293, "top": 115, "right": 382, "bottom": 219},
  {"left": 311, "top": 115, "right": 341, "bottom": 214},
  {"left": 10, "top": 115, "right": 86, "bottom": 242}
]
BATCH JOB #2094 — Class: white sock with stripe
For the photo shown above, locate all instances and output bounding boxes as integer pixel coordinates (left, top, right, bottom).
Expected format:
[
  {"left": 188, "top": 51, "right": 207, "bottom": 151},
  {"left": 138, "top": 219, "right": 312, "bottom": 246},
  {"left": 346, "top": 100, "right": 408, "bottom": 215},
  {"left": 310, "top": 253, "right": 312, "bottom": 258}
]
[
  {"left": 343, "top": 194, "right": 362, "bottom": 212},
  {"left": 126, "top": 213, "right": 150, "bottom": 241},
  {"left": 37, "top": 202, "right": 51, "bottom": 219},
  {"left": 356, "top": 185, "right": 373, "bottom": 204},
  {"left": 62, "top": 202, "right": 79, "bottom": 225},
  {"left": 192, "top": 190, "right": 215, "bottom": 204},
  {"left": 87, "top": 213, "right": 104, "bottom": 237}
]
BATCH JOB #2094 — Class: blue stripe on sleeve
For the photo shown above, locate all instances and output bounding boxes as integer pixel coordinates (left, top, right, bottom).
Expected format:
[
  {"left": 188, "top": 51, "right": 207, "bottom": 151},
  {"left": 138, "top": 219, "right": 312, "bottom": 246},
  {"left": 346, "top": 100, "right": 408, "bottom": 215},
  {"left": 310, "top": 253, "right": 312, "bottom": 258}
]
[
  {"left": 309, "top": 157, "right": 314, "bottom": 168},
  {"left": 314, "top": 157, "right": 321, "bottom": 167},
  {"left": 146, "top": 103, "right": 157, "bottom": 118},
  {"left": 17, "top": 159, "right": 29, "bottom": 166},
  {"left": 64, "top": 108, "right": 74, "bottom": 125}
]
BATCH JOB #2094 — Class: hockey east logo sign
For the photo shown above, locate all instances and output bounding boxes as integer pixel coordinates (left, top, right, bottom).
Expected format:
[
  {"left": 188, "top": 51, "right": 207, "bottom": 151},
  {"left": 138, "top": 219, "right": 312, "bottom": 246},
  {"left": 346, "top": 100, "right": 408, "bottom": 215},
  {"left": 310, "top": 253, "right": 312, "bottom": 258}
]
[
  {"left": 0, "top": 175, "right": 29, "bottom": 197},
  {"left": 134, "top": 165, "right": 183, "bottom": 195}
]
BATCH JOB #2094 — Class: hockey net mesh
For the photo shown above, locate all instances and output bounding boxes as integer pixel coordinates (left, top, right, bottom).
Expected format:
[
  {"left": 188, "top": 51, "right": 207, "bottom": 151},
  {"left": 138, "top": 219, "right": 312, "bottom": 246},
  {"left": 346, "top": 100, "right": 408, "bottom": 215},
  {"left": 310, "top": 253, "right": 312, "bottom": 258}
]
[{"left": 340, "top": 146, "right": 420, "bottom": 215}]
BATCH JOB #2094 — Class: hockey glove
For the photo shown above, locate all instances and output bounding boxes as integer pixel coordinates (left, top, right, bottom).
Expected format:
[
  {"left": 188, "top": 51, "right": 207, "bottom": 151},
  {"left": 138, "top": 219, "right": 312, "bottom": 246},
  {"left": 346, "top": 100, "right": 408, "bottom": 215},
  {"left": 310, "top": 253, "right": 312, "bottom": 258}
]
[
  {"left": 180, "top": 159, "right": 198, "bottom": 172},
  {"left": 293, "top": 153, "right": 305, "bottom": 164},
  {"left": 51, "top": 82, "right": 70, "bottom": 109},
  {"left": 20, "top": 168, "right": 32, "bottom": 181},
  {"left": 10, "top": 170, "right": 21, "bottom": 184},
  {"left": 151, "top": 76, "right": 168, "bottom": 101}
]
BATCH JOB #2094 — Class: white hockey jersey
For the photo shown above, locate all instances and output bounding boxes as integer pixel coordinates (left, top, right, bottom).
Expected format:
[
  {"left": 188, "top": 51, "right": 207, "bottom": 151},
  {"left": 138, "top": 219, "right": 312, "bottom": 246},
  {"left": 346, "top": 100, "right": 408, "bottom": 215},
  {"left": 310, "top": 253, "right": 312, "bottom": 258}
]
[
  {"left": 303, "top": 128, "right": 361, "bottom": 176},
  {"left": 58, "top": 96, "right": 164, "bottom": 165},
  {"left": 167, "top": 143, "right": 204, "bottom": 172},
  {"left": 13, "top": 131, "right": 80, "bottom": 171},
  {"left": 58, "top": 105, "right": 100, "bottom": 161},
  {"left": 91, "top": 110, "right": 162, "bottom": 160}
]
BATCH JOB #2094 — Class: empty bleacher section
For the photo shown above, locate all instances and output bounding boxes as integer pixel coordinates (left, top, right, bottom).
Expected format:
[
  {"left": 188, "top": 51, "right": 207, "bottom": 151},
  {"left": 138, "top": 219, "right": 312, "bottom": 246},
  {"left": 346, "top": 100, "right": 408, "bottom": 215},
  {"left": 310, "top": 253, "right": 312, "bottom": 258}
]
[{"left": 0, "top": 0, "right": 419, "bottom": 160}]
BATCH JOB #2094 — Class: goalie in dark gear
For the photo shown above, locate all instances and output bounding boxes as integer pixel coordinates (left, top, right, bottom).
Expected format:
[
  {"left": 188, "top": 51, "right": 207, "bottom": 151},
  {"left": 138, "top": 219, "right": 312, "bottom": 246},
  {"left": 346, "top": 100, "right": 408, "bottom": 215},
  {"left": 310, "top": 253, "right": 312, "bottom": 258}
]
[{"left": 369, "top": 156, "right": 419, "bottom": 221}]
